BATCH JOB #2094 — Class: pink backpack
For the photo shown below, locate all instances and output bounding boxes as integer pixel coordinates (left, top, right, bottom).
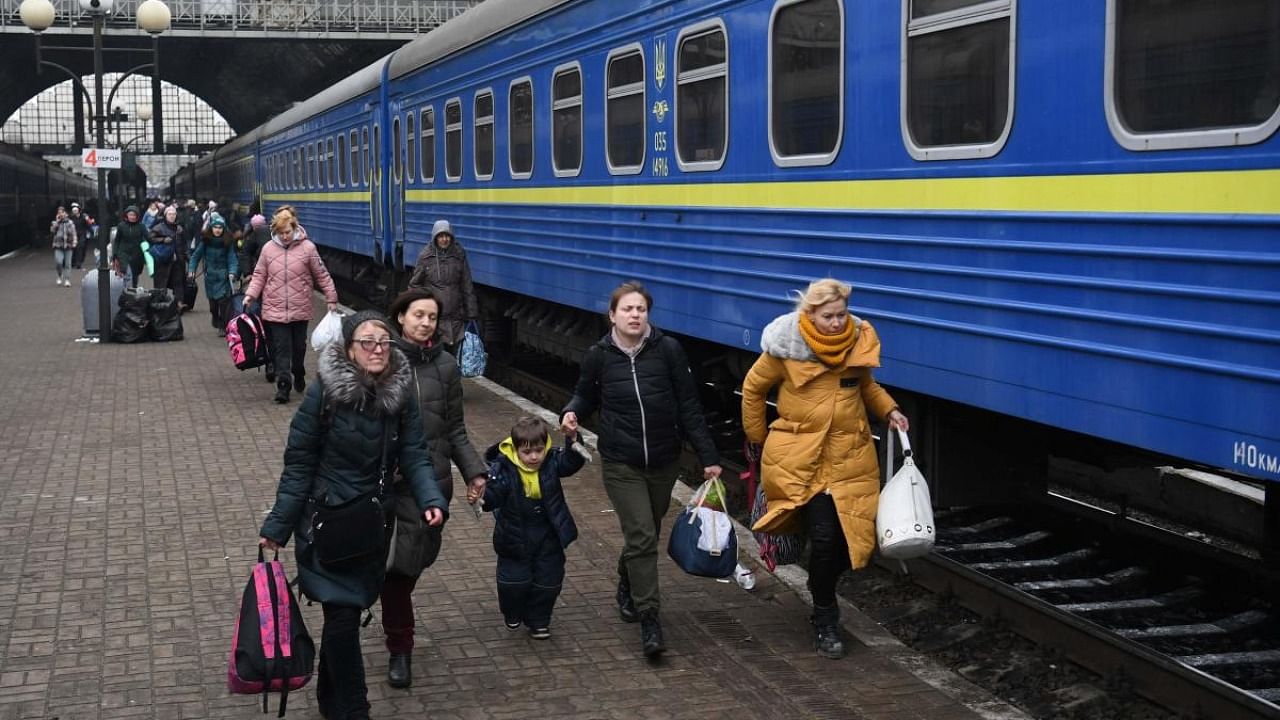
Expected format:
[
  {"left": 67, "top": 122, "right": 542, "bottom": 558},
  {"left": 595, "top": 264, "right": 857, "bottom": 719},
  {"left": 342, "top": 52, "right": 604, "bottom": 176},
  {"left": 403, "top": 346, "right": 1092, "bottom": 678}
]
[
  {"left": 228, "top": 550, "right": 314, "bottom": 716},
  {"left": 226, "top": 312, "right": 271, "bottom": 370}
]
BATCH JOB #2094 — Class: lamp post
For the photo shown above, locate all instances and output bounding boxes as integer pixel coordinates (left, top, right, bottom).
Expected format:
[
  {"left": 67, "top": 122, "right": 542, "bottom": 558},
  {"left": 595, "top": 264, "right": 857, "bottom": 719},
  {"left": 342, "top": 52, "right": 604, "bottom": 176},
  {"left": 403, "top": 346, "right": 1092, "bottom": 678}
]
[{"left": 19, "top": 0, "right": 170, "bottom": 342}]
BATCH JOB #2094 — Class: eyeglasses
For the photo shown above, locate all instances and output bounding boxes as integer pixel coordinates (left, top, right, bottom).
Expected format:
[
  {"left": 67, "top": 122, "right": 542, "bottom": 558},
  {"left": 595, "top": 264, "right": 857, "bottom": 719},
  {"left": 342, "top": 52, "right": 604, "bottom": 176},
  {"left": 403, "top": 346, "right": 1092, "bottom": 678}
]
[{"left": 355, "top": 338, "right": 393, "bottom": 352}]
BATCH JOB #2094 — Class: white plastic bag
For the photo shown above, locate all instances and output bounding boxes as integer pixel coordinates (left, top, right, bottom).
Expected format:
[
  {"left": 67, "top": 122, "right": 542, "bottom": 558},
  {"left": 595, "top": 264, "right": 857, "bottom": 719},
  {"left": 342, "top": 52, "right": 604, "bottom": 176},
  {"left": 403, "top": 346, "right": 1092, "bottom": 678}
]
[
  {"left": 876, "top": 428, "right": 935, "bottom": 560},
  {"left": 310, "top": 310, "right": 344, "bottom": 351}
]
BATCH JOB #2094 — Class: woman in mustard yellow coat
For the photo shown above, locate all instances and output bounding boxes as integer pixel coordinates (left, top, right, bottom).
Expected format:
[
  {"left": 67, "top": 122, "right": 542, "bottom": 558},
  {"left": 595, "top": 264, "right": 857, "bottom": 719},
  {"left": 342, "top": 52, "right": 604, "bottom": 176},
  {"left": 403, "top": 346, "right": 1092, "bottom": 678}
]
[{"left": 741, "top": 279, "right": 909, "bottom": 659}]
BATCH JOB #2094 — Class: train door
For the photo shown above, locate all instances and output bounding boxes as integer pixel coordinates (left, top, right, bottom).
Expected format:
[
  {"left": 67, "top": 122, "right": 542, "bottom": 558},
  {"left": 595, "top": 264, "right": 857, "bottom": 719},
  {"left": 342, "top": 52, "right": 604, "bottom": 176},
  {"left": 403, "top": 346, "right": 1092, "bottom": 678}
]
[
  {"left": 369, "top": 119, "right": 384, "bottom": 265},
  {"left": 387, "top": 97, "right": 407, "bottom": 275}
]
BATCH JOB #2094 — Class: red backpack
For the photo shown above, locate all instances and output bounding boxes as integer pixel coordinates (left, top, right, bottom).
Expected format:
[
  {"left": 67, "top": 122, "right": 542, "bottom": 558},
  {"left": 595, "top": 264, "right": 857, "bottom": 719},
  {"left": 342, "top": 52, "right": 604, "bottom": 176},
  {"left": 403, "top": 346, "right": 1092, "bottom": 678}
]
[
  {"left": 226, "top": 311, "right": 270, "bottom": 370},
  {"left": 227, "top": 550, "right": 314, "bottom": 716}
]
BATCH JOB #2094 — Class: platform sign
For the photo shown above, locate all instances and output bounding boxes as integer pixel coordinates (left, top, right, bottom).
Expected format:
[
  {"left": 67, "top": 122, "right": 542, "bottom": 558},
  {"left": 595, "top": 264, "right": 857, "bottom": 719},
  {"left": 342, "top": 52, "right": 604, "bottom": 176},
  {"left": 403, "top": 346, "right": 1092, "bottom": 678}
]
[{"left": 81, "top": 148, "right": 122, "bottom": 170}]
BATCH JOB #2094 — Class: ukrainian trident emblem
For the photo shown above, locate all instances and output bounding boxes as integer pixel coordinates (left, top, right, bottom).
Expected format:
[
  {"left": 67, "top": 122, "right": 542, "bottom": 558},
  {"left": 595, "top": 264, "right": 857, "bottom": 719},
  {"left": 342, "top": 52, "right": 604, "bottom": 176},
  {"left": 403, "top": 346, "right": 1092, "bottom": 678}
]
[{"left": 654, "top": 37, "right": 667, "bottom": 91}]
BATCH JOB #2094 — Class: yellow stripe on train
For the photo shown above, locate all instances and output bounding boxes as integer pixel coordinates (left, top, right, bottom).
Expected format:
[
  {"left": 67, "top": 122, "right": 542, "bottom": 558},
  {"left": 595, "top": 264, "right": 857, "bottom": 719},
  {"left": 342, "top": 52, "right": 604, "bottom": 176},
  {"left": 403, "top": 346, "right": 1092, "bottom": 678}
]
[{"left": 270, "top": 169, "right": 1280, "bottom": 216}]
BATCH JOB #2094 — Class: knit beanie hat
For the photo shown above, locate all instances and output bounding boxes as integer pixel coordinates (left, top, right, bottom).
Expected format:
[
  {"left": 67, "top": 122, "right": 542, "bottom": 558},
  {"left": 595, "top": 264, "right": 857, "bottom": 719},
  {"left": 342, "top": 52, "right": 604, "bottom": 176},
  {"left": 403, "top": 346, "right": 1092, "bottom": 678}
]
[
  {"left": 250, "top": 214, "right": 266, "bottom": 228},
  {"left": 431, "top": 219, "right": 453, "bottom": 240},
  {"left": 342, "top": 310, "right": 395, "bottom": 348},
  {"left": 209, "top": 213, "right": 226, "bottom": 229}
]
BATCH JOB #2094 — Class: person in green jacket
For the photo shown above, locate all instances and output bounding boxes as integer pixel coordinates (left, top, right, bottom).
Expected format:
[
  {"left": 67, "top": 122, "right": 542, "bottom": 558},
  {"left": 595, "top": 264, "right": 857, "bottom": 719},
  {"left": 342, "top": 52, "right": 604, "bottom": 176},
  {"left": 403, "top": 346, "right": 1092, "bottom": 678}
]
[
  {"left": 112, "top": 205, "right": 148, "bottom": 288},
  {"left": 259, "top": 310, "right": 446, "bottom": 720}
]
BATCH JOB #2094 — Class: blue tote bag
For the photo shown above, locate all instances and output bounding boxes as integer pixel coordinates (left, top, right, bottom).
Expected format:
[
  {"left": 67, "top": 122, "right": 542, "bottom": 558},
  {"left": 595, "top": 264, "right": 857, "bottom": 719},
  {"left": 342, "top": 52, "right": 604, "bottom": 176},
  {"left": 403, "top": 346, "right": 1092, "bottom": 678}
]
[{"left": 667, "top": 477, "right": 737, "bottom": 579}]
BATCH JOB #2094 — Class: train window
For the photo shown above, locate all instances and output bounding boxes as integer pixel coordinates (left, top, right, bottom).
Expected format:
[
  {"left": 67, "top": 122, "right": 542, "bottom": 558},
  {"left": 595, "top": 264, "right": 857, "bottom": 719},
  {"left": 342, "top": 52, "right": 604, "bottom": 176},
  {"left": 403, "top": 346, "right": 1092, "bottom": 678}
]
[
  {"left": 1106, "top": 0, "right": 1280, "bottom": 150},
  {"left": 675, "top": 22, "right": 729, "bottom": 171},
  {"left": 362, "top": 127, "right": 371, "bottom": 184},
  {"left": 551, "top": 63, "right": 583, "bottom": 177},
  {"left": 770, "top": 0, "right": 842, "bottom": 166},
  {"left": 902, "top": 0, "right": 1014, "bottom": 160},
  {"left": 317, "top": 141, "right": 326, "bottom": 187},
  {"left": 606, "top": 46, "right": 645, "bottom": 174},
  {"left": 349, "top": 130, "right": 359, "bottom": 186},
  {"left": 373, "top": 123, "right": 381, "bottom": 183},
  {"left": 406, "top": 112, "right": 417, "bottom": 183},
  {"left": 475, "top": 91, "right": 495, "bottom": 180},
  {"left": 509, "top": 79, "right": 534, "bottom": 179},
  {"left": 421, "top": 108, "right": 435, "bottom": 183},
  {"left": 338, "top": 134, "right": 347, "bottom": 188},
  {"left": 304, "top": 145, "right": 313, "bottom": 189},
  {"left": 327, "top": 137, "right": 336, "bottom": 188},
  {"left": 393, "top": 116, "right": 404, "bottom": 183},
  {"left": 445, "top": 99, "right": 463, "bottom": 182}
]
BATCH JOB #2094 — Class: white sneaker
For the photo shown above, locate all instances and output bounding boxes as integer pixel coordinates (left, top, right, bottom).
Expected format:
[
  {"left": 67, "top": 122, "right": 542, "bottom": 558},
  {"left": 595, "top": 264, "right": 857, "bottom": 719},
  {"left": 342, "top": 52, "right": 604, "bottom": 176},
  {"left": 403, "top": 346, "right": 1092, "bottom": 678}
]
[
  {"left": 56, "top": 276, "right": 62, "bottom": 286},
  {"left": 63, "top": 278, "right": 71, "bottom": 287}
]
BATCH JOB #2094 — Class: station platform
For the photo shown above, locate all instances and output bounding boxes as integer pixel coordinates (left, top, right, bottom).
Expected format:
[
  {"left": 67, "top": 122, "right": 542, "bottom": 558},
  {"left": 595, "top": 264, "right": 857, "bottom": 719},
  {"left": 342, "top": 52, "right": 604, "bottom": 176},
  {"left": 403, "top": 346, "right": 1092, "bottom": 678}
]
[{"left": 0, "top": 248, "right": 1026, "bottom": 720}]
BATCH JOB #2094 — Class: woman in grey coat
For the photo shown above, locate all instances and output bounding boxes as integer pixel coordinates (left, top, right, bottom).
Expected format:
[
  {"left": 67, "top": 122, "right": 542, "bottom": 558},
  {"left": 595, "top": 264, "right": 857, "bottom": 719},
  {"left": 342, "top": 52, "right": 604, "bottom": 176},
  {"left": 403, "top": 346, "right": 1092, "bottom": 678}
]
[
  {"left": 407, "top": 219, "right": 478, "bottom": 356},
  {"left": 377, "top": 288, "right": 486, "bottom": 688}
]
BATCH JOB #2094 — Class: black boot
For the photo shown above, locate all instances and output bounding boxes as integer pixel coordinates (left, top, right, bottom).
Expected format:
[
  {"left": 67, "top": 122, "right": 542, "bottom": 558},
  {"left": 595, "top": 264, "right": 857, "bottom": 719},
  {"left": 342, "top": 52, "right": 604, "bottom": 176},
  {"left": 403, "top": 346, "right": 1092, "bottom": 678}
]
[
  {"left": 294, "top": 372, "right": 306, "bottom": 393},
  {"left": 812, "top": 604, "right": 845, "bottom": 659},
  {"left": 639, "top": 609, "right": 665, "bottom": 658},
  {"left": 274, "top": 379, "right": 291, "bottom": 404},
  {"left": 616, "top": 575, "right": 639, "bottom": 623},
  {"left": 387, "top": 653, "right": 411, "bottom": 688},
  {"left": 265, "top": 361, "right": 276, "bottom": 383}
]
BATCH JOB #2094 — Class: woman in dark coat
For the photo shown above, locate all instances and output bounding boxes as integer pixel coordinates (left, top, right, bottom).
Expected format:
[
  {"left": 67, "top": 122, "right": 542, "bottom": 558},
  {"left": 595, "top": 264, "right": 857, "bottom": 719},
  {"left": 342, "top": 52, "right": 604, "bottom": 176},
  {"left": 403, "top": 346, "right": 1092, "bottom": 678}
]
[
  {"left": 148, "top": 205, "right": 186, "bottom": 300},
  {"left": 187, "top": 213, "right": 239, "bottom": 334},
  {"left": 560, "top": 281, "right": 722, "bottom": 658},
  {"left": 377, "top": 288, "right": 486, "bottom": 688},
  {"left": 406, "top": 219, "right": 478, "bottom": 356},
  {"left": 259, "top": 310, "right": 447, "bottom": 720}
]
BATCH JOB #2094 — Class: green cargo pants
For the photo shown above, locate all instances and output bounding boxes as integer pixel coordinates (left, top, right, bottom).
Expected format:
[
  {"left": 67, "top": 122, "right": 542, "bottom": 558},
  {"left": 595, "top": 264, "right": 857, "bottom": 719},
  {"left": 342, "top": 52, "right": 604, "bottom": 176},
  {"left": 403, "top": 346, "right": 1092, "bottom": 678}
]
[{"left": 601, "top": 460, "right": 679, "bottom": 613}]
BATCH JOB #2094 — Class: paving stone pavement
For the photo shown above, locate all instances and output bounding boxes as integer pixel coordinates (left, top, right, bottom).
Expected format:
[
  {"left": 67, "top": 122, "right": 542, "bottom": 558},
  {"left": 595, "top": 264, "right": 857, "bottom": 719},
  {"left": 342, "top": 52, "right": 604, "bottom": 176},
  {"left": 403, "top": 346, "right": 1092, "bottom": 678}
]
[{"left": 0, "top": 249, "right": 1021, "bottom": 719}]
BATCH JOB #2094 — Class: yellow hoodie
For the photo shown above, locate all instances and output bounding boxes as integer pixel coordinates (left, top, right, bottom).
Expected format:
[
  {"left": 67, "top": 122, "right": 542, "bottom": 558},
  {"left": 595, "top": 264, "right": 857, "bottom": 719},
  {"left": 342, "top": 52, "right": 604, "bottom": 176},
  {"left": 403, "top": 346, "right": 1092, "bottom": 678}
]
[{"left": 498, "top": 435, "right": 552, "bottom": 500}]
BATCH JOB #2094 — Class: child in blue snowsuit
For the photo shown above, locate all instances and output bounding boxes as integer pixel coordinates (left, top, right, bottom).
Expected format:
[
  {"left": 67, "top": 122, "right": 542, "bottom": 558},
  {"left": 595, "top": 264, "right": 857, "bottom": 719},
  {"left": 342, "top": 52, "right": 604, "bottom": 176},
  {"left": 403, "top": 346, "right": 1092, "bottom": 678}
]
[{"left": 481, "top": 416, "right": 585, "bottom": 639}]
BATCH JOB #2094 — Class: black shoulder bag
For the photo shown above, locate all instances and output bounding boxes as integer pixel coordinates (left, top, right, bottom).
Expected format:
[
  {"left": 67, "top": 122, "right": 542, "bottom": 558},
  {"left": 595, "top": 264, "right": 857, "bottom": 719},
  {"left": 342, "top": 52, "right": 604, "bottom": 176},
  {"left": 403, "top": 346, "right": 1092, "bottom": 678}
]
[{"left": 309, "top": 412, "right": 395, "bottom": 567}]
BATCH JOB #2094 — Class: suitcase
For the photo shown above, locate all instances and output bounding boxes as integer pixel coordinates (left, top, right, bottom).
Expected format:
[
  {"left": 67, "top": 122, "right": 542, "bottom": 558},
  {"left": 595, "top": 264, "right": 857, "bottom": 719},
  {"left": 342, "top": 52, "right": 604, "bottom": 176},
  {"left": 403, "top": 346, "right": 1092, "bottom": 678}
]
[
  {"left": 80, "top": 270, "right": 126, "bottom": 337},
  {"left": 183, "top": 276, "right": 199, "bottom": 309}
]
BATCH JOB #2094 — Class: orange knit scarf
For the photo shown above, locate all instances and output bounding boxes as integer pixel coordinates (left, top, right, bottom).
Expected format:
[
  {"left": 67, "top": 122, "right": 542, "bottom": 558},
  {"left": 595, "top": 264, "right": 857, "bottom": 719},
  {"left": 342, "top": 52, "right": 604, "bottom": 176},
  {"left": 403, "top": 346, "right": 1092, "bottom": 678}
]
[{"left": 798, "top": 312, "right": 855, "bottom": 367}]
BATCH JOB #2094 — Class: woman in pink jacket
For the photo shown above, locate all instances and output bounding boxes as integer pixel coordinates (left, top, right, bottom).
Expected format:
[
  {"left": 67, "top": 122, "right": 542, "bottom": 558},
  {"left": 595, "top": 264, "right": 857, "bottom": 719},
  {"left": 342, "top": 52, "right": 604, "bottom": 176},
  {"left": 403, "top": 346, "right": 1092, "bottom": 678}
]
[{"left": 244, "top": 207, "right": 339, "bottom": 403}]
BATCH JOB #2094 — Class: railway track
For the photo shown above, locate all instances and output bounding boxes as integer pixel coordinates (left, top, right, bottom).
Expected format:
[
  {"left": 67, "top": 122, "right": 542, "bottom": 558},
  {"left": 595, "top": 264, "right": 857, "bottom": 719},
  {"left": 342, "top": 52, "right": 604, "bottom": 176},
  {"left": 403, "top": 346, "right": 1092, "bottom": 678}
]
[
  {"left": 484, "top": 345, "right": 1280, "bottom": 719},
  {"left": 898, "top": 505, "right": 1280, "bottom": 719}
]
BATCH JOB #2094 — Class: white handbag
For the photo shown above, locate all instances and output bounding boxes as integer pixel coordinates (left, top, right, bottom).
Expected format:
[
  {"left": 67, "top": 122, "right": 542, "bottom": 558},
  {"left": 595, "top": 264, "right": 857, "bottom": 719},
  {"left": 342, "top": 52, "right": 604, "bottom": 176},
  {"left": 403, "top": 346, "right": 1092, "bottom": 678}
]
[{"left": 876, "top": 427, "right": 935, "bottom": 560}]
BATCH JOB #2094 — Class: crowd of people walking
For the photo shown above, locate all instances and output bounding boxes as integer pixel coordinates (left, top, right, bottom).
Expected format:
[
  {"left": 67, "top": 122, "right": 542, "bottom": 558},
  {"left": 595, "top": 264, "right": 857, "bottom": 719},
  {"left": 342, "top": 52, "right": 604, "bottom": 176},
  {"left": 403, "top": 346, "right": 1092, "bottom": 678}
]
[{"left": 43, "top": 201, "right": 910, "bottom": 719}]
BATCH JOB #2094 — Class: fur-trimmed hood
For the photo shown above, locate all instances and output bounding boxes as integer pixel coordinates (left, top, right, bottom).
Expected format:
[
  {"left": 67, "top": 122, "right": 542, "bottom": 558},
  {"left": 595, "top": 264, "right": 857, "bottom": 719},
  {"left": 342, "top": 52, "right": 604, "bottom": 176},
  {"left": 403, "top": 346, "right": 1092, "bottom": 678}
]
[
  {"left": 760, "top": 311, "right": 862, "bottom": 361},
  {"left": 317, "top": 341, "right": 415, "bottom": 416}
]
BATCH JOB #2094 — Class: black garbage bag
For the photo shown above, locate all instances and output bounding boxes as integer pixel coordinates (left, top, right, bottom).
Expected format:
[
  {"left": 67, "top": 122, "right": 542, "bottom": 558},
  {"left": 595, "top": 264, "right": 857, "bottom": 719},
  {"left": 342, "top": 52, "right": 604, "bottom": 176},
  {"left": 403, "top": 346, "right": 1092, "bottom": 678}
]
[
  {"left": 148, "top": 288, "right": 184, "bottom": 342},
  {"left": 111, "top": 287, "right": 153, "bottom": 343}
]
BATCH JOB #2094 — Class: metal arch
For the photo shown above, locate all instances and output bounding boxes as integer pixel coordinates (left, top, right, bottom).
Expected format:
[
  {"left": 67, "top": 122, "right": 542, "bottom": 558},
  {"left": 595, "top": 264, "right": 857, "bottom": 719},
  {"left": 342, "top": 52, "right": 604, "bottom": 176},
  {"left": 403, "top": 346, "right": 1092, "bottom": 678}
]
[{"left": 0, "top": 0, "right": 482, "bottom": 38}]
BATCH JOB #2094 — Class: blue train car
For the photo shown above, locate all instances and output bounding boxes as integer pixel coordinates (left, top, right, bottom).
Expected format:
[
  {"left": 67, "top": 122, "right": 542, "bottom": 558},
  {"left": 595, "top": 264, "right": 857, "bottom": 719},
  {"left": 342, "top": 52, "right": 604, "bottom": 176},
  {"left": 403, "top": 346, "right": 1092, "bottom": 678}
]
[{"left": 179, "top": 0, "right": 1280, "bottom": 485}]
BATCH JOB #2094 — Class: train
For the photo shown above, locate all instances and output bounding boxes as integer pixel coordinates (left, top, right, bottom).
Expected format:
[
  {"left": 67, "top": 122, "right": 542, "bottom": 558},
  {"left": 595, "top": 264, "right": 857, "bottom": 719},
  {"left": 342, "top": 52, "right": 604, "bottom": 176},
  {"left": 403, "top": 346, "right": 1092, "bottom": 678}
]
[
  {"left": 0, "top": 142, "right": 97, "bottom": 255},
  {"left": 173, "top": 0, "right": 1280, "bottom": 489}
]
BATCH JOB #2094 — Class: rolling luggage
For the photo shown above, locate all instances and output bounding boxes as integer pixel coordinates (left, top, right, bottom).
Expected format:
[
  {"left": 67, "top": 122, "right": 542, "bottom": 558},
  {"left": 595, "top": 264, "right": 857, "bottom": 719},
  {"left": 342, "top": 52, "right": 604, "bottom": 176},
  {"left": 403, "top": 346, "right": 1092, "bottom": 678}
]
[
  {"left": 80, "top": 270, "right": 126, "bottom": 337},
  {"left": 183, "top": 276, "right": 199, "bottom": 309}
]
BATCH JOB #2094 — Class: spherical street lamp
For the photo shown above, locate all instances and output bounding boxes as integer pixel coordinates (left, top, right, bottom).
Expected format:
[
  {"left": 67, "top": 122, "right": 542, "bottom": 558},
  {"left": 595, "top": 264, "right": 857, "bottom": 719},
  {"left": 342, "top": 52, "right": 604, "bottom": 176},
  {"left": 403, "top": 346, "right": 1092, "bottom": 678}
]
[
  {"left": 18, "top": 0, "right": 56, "bottom": 32},
  {"left": 136, "top": 104, "right": 153, "bottom": 122},
  {"left": 136, "top": 0, "right": 171, "bottom": 34}
]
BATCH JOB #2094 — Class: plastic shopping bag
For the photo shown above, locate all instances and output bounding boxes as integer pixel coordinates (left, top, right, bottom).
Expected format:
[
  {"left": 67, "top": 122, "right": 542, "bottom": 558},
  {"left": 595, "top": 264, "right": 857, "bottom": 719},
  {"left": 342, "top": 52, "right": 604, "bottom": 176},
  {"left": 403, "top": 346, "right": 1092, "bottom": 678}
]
[
  {"left": 310, "top": 310, "right": 344, "bottom": 351},
  {"left": 458, "top": 320, "right": 487, "bottom": 377},
  {"left": 667, "top": 477, "right": 737, "bottom": 578},
  {"left": 876, "top": 428, "right": 935, "bottom": 560},
  {"left": 139, "top": 240, "right": 155, "bottom": 277}
]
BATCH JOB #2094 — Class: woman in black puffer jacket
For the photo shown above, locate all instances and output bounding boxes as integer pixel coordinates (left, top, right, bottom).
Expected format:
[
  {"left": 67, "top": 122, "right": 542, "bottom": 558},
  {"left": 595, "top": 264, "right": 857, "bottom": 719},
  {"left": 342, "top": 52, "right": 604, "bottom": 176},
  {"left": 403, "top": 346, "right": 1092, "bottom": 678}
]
[
  {"left": 377, "top": 288, "right": 486, "bottom": 689},
  {"left": 560, "top": 281, "right": 721, "bottom": 659},
  {"left": 259, "top": 310, "right": 447, "bottom": 720}
]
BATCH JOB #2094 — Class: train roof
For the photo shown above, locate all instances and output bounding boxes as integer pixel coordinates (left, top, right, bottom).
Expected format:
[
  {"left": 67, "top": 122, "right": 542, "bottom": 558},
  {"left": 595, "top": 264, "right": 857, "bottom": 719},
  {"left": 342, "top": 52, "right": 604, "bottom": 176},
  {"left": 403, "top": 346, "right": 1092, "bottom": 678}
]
[
  {"left": 388, "top": 0, "right": 573, "bottom": 80},
  {"left": 261, "top": 55, "right": 391, "bottom": 137}
]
